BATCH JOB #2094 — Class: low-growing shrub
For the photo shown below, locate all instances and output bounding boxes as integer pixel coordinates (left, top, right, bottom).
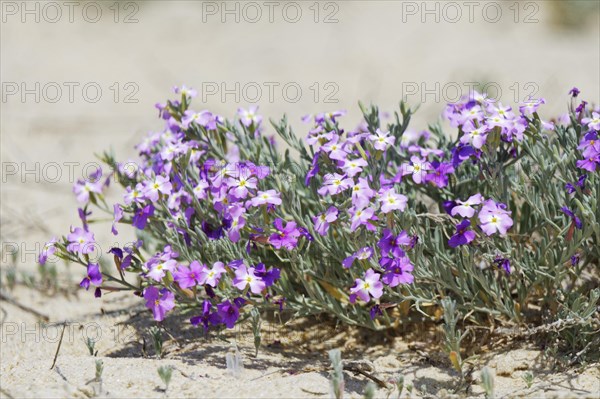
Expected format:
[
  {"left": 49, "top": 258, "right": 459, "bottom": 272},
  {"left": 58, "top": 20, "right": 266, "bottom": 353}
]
[{"left": 41, "top": 86, "right": 599, "bottom": 355}]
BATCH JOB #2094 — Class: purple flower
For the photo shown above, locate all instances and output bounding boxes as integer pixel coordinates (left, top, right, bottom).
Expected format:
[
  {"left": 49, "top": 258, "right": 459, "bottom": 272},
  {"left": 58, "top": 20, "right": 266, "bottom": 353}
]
[
  {"left": 80, "top": 263, "right": 102, "bottom": 290},
  {"left": 349, "top": 269, "right": 383, "bottom": 303},
  {"left": 451, "top": 144, "right": 476, "bottom": 168},
  {"left": 569, "top": 87, "right": 580, "bottom": 97},
  {"left": 305, "top": 153, "right": 320, "bottom": 186},
  {"left": 560, "top": 206, "right": 583, "bottom": 230},
  {"left": 174, "top": 260, "right": 204, "bottom": 289},
  {"left": 565, "top": 174, "right": 587, "bottom": 194},
  {"left": 493, "top": 257, "right": 511, "bottom": 274},
  {"left": 269, "top": 219, "right": 301, "bottom": 250},
  {"left": 448, "top": 220, "right": 476, "bottom": 247},
  {"left": 144, "top": 286, "right": 175, "bottom": 322},
  {"left": 378, "top": 229, "right": 411, "bottom": 258},
  {"left": 576, "top": 156, "right": 599, "bottom": 172},
  {"left": 443, "top": 200, "right": 458, "bottom": 215},
  {"left": 253, "top": 263, "right": 280, "bottom": 287},
  {"left": 478, "top": 200, "right": 513, "bottom": 236},
  {"left": 570, "top": 254, "right": 580, "bottom": 266},
  {"left": 578, "top": 132, "right": 599, "bottom": 158},
  {"left": 370, "top": 304, "right": 383, "bottom": 320},
  {"left": 425, "top": 161, "right": 455, "bottom": 188},
  {"left": 190, "top": 300, "right": 219, "bottom": 331},
  {"left": 66, "top": 227, "right": 96, "bottom": 254},
  {"left": 217, "top": 300, "right": 240, "bottom": 329},
  {"left": 313, "top": 206, "right": 338, "bottom": 236},
  {"left": 132, "top": 204, "right": 155, "bottom": 230},
  {"left": 381, "top": 256, "right": 414, "bottom": 286}
]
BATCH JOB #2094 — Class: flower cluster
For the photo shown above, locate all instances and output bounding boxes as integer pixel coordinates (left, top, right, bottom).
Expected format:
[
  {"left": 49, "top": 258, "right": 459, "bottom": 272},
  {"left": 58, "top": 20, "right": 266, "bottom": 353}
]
[{"left": 446, "top": 195, "right": 514, "bottom": 247}]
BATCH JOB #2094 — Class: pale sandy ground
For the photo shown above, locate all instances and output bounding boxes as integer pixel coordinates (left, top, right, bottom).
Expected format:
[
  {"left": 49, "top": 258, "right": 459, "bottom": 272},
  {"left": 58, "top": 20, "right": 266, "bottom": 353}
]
[
  {"left": 1, "top": 285, "right": 599, "bottom": 399},
  {"left": 1, "top": 1, "right": 600, "bottom": 398}
]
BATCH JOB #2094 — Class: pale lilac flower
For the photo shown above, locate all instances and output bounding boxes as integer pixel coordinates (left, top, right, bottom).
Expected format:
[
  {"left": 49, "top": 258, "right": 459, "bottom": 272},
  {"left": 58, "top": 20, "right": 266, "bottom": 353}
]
[
  {"left": 460, "top": 120, "right": 489, "bottom": 149},
  {"left": 146, "top": 259, "right": 178, "bottom": 282},
  {"left": 349, "top": 206, "right": 375, "bottom": 231},
  {"left": 350, "top": 268, "right": 383, "bottom": 303},
  {"left": 369, "top": 129, "right": 395, "bottom": 151},
  {"left": 581, "top": 111, "right": 600, "bottom": 131},
  {"left": 143, "top": 175, "right": 172, "bottom": 202},
  {"left": 478, "top": 199, "right": 513, "bottom": 236},
  {"left": 238, "top": 106, "right": 263, "bottom": 127},
  {"left": 73, "top": 178, "right": 103, "bottom": 203},
  {"left": 317, "top": 173, "right": 353, "bottom": 196},
  {"left": 227, "top": 169, "right": 257, "bottom": 199},
  {"left": 351, "top": 178, "right": 375, "bottom": 209},
  {"left": 321, "top": 136, "right": 348, "bottom": 161},
  {"left": 250, "top": 190, "right": 282, "bottom": 207},
  {"left": 182, "top": 110, "right": 217, "bottom": 130},
  {"left": 519, "top": 98, "right": 545, "bottom": 116},
  {"left": 192, "top": 179, "right": 210, "bottom": 200},
  {"left": 66, "top": 227, "right": 95, "bottom": 254},
  {"left": 315, "top": 110, "right": 346, "bottom": 123},
  {"left": 38, "top": 238, "right": 58, "bottom": 265},
  {"left": 174, "top": 85, "right": 197, "bottom": 98},
  {"left": 201, "top": 261, "right": 226, "bottom": 287},
  {"left": 400, "top": 156, "right": 432, "bottom": 184},
  {"left": 232, "top": 264, "right": 266, "bottom": 294},
  {"left": 342, "top": 247, "right": 373, "bottom": 268},
  {"left": 313, "top": 206, "right": 338, "bottom": 236},
  {"left": 124, "top": 183, "right": 146, "bottom": 205},
  {"left": 378, "top": 188, "right": 408, "bottom": 213},
  {"left": 341, "top": 158, "right": 368, "bottom": 177},
  {"left": 227, "top": 205, "right": 246, "bottom": 242},
  {"left": 111, "top": 204, "right": 123, "bottom": 235},
  {"left": 451, "top": 193, "right": 484, "bottom": 218}
]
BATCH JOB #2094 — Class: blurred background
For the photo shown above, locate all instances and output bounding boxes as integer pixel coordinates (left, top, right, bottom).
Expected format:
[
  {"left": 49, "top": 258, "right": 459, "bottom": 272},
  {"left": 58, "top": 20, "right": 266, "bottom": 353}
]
[{"left": 1, "top": 0, "right": 599, "bottom": 273}]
